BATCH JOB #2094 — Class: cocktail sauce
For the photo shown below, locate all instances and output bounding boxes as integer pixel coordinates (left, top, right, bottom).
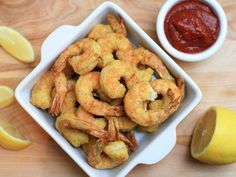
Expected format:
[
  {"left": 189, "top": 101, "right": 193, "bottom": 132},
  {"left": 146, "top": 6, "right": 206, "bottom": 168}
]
[{"left": 164, "top": 0, "right": 219, "bottom": 53}]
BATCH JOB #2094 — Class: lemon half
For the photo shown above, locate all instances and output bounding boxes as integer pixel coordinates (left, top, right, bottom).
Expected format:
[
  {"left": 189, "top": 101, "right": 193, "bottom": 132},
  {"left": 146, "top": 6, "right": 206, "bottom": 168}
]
[
  {"left": 191, "top": 106, "right": 236, "bottom": 164},
  {"left": 0, "top": 86, "right": 14, "bottom": 109},
  {"left": 0, "top": 26, "right": 35, "bottom": 63},
  {"left": 0, "top": 122, "right": 31, "bottom": 150}
]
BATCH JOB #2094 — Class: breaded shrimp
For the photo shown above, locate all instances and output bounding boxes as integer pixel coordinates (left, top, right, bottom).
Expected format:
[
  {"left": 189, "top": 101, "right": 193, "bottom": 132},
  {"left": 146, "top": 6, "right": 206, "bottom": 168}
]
[
  {"left": 84, "top": 138, "right": 129, "bottom": 169},
  {"left": 117, "top": 47, "right": 174, "bottom": 81},
  {"left": 135, "top": 47, "right": 174, "bottom": 80},
  {"left": 88, "top": 24, "right": 114, "bottom": 40},
  {"left": 96, "top": 89, "right": 123, "bottom": 106},
  {"left": 75, "top": 72, "right": 124, "bottom": 116},
  {"left": 88, "top": 15, "right": 127, "bottom": 41},
  {"left": 151, "top": 79, "right": 182, "bottom": 116},
  {"left": 30, "top": 71, "right": 55, "bottom": 109},
  {"left": 107, "top": 15, "right": 127, "bottom": 36},
  {"left": 100, "top": 60, "right": 137, "bottom": 99},
  {"left": 124, "top": 82, "right": 159, "bottom": 126},
  {"left": 97, "top": 33, "right": 132, "bottom": 67},
  {"left": 75, "top": 107, "right": 107, "bottom": 130},
  {"left": 49, "top": 72, "right": 68, "bottom": 116},
  {"left": 103, "top": 141, "right": 129, "bottom": 162},
  {"left": 124, "top": 80, "right": 181, "bottom": 127},
  {"left": 68, "top": 39, "right": 101, "bottom": 75},
  {"left": 84, "top": 116, "right": 130, "bottom": 169},
  {"left": 116, "top": 49, "right": 154, "bottom": 82},
  {"left": 138, "top": 78, "right": 185, "bottom": 133},
  {"left": 51, "top": 38, "right": 100, "bottom": 75},
  {"left": 63, "top": 110, "right": 136, "bottom": 150},
  {"left": 107, "top": 116, "right": 137, "bottom": 132},
  {"left": 135, "top": 67, "right": 154, "bottom": 82},
  {"left": 148, "top": 78, "right": 185, "bottom": 111},
  {"left": 137, "top": 124, "right": 160, "bottom": 133},
  {"left": 60, "top": 80, "right": 77, "bottom": 114},
  {"left": 58, "top": 107, "right": 107, "bottom": 141},
  {"left": 55, "top": 110, "right": 89, "bottom": 147}
]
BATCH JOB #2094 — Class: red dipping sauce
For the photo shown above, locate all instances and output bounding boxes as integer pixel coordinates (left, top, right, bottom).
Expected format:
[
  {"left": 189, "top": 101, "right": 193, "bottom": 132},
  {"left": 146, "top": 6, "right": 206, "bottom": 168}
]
[{"left": 164, "top": 0, "right": 219, "bottom": 53}]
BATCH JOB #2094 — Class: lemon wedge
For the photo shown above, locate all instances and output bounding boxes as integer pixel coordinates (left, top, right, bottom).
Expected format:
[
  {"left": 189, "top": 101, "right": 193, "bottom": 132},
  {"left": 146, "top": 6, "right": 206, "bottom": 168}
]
[
  {"left": 0, "top": 86, "right": 14, "bottom": 109},
  {"left": 191, "top": 106, "right": 236, "bottom": 164},
  {"left": 0, "top": 121, "right": 31, "bottom": 150},
  {"left": 0, "top": 26, "right": 35, "bottom": 63}
]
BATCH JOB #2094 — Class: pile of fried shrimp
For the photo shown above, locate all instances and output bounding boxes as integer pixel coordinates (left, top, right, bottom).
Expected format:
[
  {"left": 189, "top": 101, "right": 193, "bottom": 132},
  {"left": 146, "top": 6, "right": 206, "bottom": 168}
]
[{"left": 30, "top": 15, "right": 185, "bottom": 169}]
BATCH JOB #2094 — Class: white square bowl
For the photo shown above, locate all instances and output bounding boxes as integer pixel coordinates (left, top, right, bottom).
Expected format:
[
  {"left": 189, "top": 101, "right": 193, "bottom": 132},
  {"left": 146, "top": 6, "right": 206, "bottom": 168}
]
[{"left": 15, "top": 2, "right": 202, "bottom": 177}]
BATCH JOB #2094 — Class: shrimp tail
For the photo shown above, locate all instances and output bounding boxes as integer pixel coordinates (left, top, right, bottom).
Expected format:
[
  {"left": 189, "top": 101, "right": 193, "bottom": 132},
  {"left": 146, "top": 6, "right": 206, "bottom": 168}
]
[
  {"left": 49, "top": 95, "right": 62, "bottom": 116},
  {"left": 126, "top": 131, "right": 138, "bottom": 151}
]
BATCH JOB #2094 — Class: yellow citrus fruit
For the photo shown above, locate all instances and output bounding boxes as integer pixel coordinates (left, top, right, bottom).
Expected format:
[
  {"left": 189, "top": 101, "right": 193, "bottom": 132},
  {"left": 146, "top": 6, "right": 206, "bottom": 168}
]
[
  {"left": 0, "top": 26, "right": 35, "bottom": 63},
  {"left": 0, "top": 121, "right": 31, "bottom": 150},
  {"left": 191, "top": 106, "right": 236, "bottom": 164},
  {"left": 0, "top": 86, "right": 14, "bottom": 109}
]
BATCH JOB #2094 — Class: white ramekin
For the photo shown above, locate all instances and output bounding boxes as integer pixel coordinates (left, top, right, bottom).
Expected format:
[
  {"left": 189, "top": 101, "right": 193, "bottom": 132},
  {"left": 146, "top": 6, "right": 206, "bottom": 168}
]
[{"left": 156, "top": 0, "right": 227, "bottom": 62}]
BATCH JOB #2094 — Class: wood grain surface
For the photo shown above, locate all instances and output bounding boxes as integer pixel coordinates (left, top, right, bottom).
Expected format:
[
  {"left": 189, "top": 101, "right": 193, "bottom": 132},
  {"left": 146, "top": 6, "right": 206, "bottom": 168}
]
[{"left": 0, "top": 0, "right": 236, "bottom": 177}]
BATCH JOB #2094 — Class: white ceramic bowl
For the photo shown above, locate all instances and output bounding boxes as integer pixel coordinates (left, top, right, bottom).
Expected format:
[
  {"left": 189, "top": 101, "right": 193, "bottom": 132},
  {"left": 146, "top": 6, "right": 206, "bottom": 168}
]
[
  {"left": 15, "top": 2, "right": 202, "bottom": 177},
  {"left": 156, "top": 0, "right": 227, "bottom": 62}
]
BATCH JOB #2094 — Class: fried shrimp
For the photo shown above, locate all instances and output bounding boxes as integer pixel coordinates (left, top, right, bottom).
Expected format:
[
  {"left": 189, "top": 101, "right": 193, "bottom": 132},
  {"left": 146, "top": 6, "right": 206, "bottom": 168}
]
[
  {"left": 137, "top": 124, "right": 160, "bottom": 133},
  {"left": 30, "top": 71, "right": 55, "bottom": 109},
  {"left": 58, "top": 107, "right": 107, "bottom": 140},
  {"left": 100, "top": 60, "right": 137, "bottom": 99},
  {"left": 107, "top": 15, "right": 127, "bottom": 36},
  {"left": 88, "top": 24, "right": 114, "bottom": 40},
  {"left": 68, "top": 39, "right": 101, "bottom": 75},
  {"left": 75, "top": 72, "right": 124, "bottom": 116},
  {"left": 52, "top": 38, "right": 101, "bottom": 75},
  {"left": 84, "top": 116, "right": 129, "bottom": 169},
  {"left": 135, "top": 67, "right": 154, "bottom": 82},
  {"left": 116, "top": 49, "right": 154, "bottom": 82},
  {"left": 117, "top": 47, "right": 174, "bottom": 80},
  {"left": 75, "top": 107, "right": 107, "bottom": 130},
  {"left": 96, "top": 89, "right": 123, "bottom": 106},
  {"left": 148, "top": 77, "right": 185, "bottom": 110},
  {"left": 63, "top": 110, "right": 136, "bottom": 151},
  {"left": 88, "top": 15, "right": 127, "bottom": 41},
  {"left": 84, "top": 138, "right": 129, "bottom": 169},
  {"left": 60, "top": 80, "right": 77, "bottom": 114},
  {"left": 103, "top": 141, "right": 129, "bottom": 162},
  {"left": 124, "top": 80, "right": 181, "bottom": 127},
  {"left": 49, "top": 72, "right": 68, "bottom": 116},
  {"left": 150, "top": 79, "right": 182, "bottom": 116},
  {"left": 135, "top": 47, "right": 174, "bottom": 80},
  {"left": 107, "top": 116, "right": 137, "bottom": 132},
  {"left": 139, "top": 78, "right": 184, "bottom": 132},
  {"left": 97, "top": 33, "right": 132, "bottom": 67},
  {"left": 124, "top": 82, "right": 159, "bottom": 126},
  {"left": 55, "top": 110, "right": 89, "bottom": 147}
]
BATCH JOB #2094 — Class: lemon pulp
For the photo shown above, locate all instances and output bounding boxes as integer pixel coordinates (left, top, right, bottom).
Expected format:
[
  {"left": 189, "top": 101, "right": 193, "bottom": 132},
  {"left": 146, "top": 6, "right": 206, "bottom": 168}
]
[
  {"left": 0, "top": 121, "right": 31, "bottom": 150},
  {"left": 191, "top": 109, "right": 216, "bottom": 154},
  {"left": 191, "top": 107, "right": 236, "bottom": 164}
]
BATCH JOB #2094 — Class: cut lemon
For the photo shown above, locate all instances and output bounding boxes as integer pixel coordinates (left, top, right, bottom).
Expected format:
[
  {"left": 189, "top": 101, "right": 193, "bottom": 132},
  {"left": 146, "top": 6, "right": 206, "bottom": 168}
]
[
  {"left": 191, "top": 106, "right": 236, "bottom": 164},
  {"left": 0, "top": 86, "right": 14, "bottom": 109},
  {"left": 0, "top": 121, "right": 31, "bottom": 150},
  {"left": 0, "top": 26, "right": 35, "bottom": 63}
]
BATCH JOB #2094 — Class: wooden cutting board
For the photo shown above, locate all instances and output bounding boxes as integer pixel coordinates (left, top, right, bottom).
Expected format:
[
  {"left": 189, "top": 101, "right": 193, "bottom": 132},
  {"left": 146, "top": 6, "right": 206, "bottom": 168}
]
[{"left": 0, "top": 0, "right": 236, "bottom": 176}]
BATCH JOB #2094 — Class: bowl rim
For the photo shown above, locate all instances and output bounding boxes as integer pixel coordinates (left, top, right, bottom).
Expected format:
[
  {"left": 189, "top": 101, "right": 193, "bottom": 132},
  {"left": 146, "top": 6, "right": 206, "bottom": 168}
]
[{"left": 156, "top": 0, "right": 228, "bottom": 62}]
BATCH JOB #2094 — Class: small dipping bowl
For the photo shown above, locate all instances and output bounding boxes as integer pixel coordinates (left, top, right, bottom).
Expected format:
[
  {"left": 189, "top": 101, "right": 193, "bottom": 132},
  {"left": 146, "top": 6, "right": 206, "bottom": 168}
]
[{"left": 156, "top": 0, "right": 227, "bottom": 62}]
